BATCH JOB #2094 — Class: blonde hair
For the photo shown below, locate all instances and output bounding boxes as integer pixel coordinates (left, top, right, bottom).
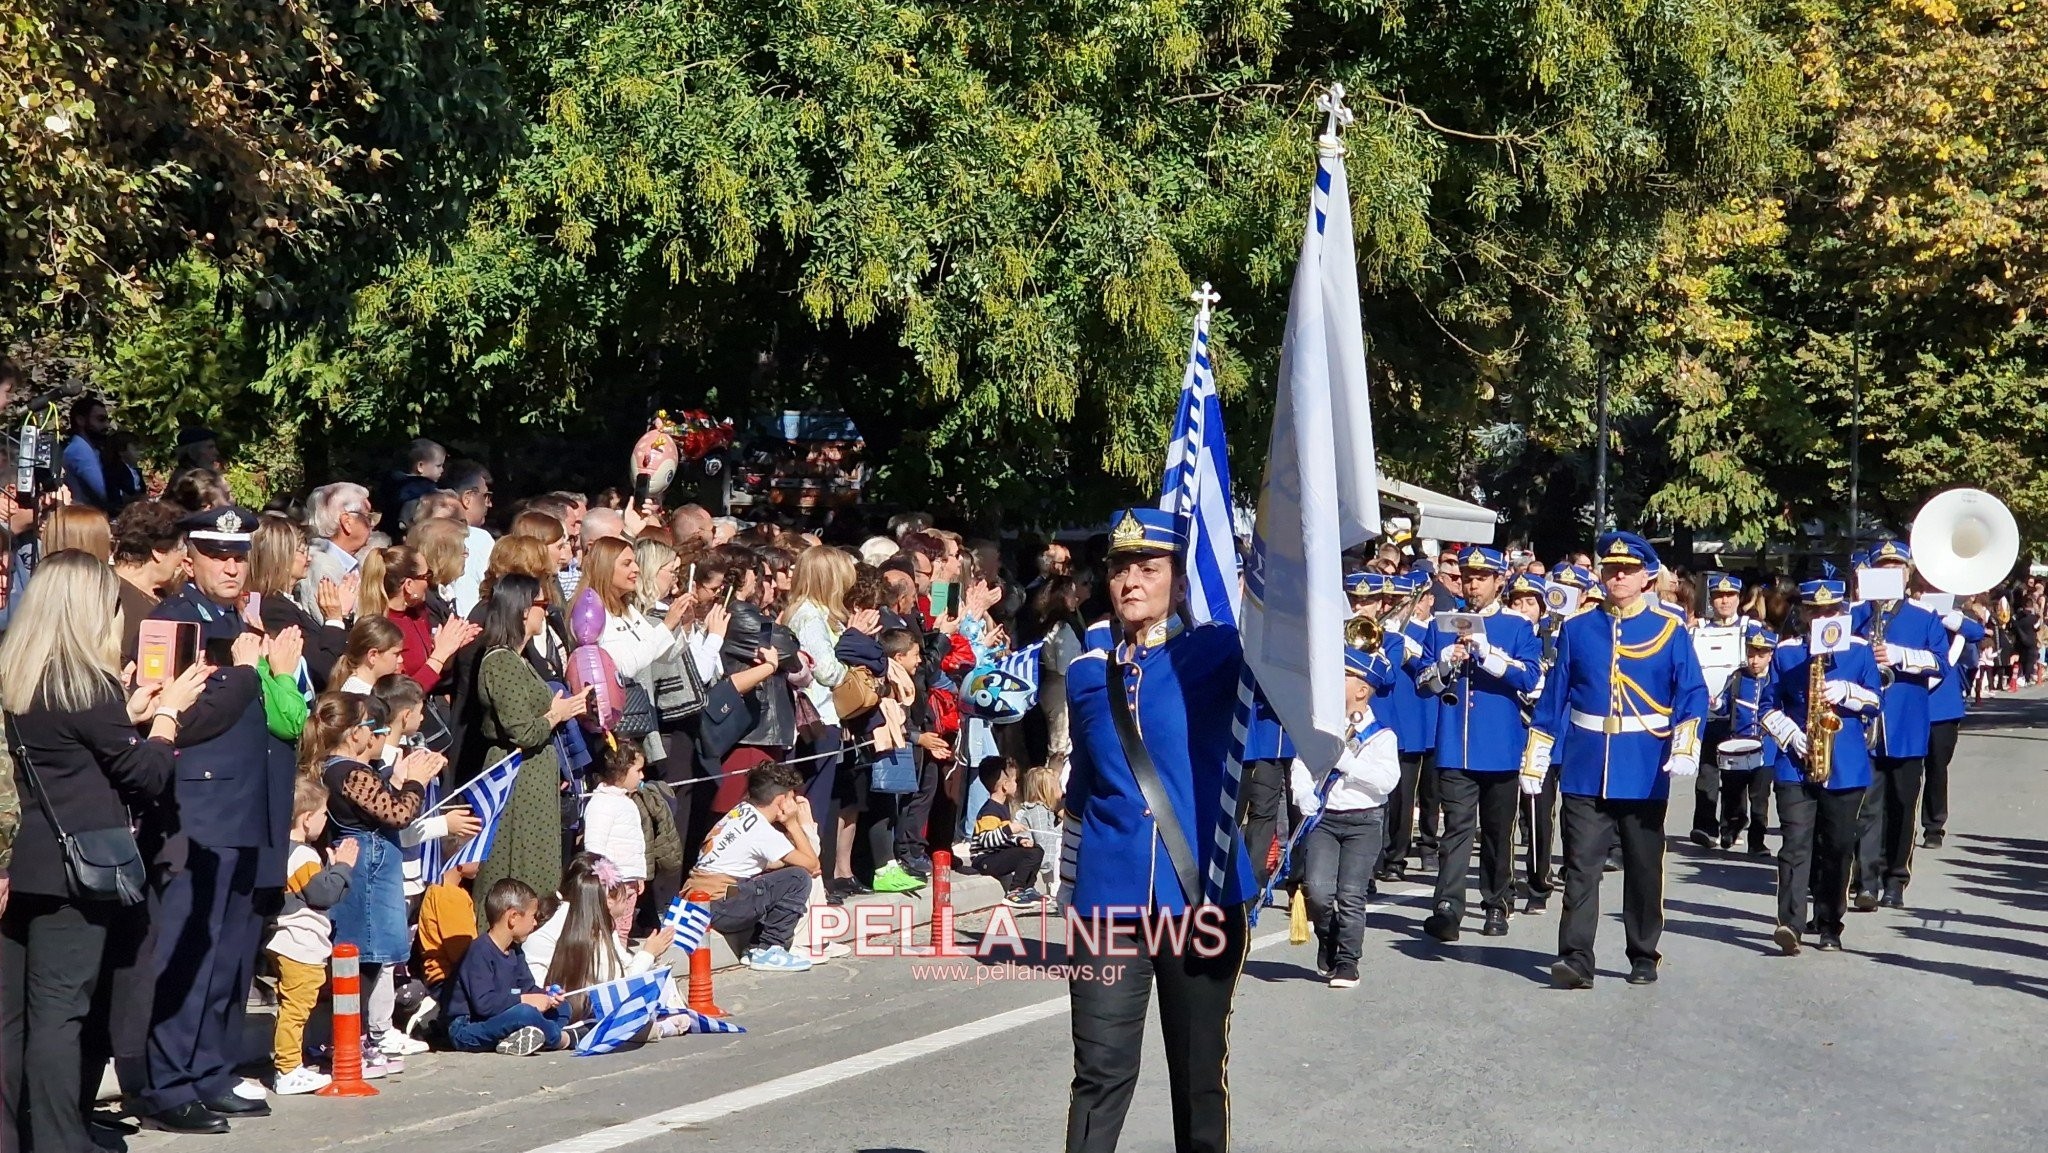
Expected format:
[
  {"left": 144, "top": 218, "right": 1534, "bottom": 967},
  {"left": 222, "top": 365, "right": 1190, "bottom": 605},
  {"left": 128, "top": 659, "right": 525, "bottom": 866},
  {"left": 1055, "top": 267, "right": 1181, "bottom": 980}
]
[
  {"left": 572, "top": 537, "right": 636, "bottom": 617},
  {"left": 359, "top": 545, "right": 425, "bottom": 620},
  {"left": 1020, "top": 764, "right": 1064, "bottom": 812},
  {"left": 248, "top": 513, "right": 308, "bottom": 596},
  {"left": 0, "top": 551, "right": 124, "bottom": 714},
  {"left": 42, "top": 506, "right": 111, "bottom": 563},
  {"left": 781, "top": 545, "right": 856, "bottom": 627},
  {"left": 407, "top": 516, "right": 469, "bottom": 587},
  {"left": 631, "top": 537, "right": 678, "bottom": 615}
]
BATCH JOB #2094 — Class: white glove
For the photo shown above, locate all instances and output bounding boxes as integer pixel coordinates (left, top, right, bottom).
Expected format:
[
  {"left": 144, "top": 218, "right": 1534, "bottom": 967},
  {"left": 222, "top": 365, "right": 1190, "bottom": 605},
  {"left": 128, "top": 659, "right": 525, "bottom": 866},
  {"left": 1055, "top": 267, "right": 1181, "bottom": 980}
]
[
  {"left": 1518, "top": 771, "right": 1545, "bottom": 796},
  {"left": 1467, "top": 635, "right": 1492, "bottom": 661},
  {"left": 1479, "top": 646, "right": 1511, "bottom": 679},
  {"left": 1763, "top": 710, "right": 1801, "bottom": 748},
  {"left": 1942, "top": 610, "right": 1965, "bottom": 632},
  {"left": 1435, "top": 653, "right": 1461, "bottom": 679},
  {"left": 1823, "top": 680, "right": 1850, "bottom": 706},
  {"left": 1785, "top": 729, "right": 1809, "bottom": 759},
  {"left": 1296, "top": 791, "right": 1322, "bottom": 820},
  {"left": 1664, "top": 753, "right": 1699, "bottom": 779}
]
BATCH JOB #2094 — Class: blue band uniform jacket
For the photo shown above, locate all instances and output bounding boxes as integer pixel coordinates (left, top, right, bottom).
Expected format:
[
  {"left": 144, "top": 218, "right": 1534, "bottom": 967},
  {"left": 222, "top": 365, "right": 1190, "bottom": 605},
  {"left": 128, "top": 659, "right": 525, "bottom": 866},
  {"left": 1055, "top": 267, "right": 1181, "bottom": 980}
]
[
  {"left": 1412, "top": 605, "right": 1541, "bottom": 772},
  {"left": 1529, "top": 598, "right": 1711, "bottom": 800},
  {"left": 1386, "top": 620, "right": 1437, "bottom": 756},
  {"left": 1062, "top": 618, "right": 1257, "bottom": 917},
  {"left": 1765, "top": 635, "right": 1884, "bottom": 791},
  {"left": 1926, "top": 607, "right": 1986, "bottom": 724},
  {"left": 1851, "top": 600, "right": 1949, "bottom": 759}
]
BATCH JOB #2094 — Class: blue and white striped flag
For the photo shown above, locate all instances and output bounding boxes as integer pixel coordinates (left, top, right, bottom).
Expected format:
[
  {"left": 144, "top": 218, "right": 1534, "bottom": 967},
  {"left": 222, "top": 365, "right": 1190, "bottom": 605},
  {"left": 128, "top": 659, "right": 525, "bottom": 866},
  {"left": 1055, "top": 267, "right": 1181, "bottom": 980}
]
[
  {"left": 660, "top": 895, "right": 714, "bottom": 955},
  {"left": 417, "top": 751, "right": 523, "bottom": 884},
  {"left": 575, "top": 967, "right": 672, "bottom": 1056},
  {"left": 1210, "top": 85, "right": 1382, "bottom": 906},
  {"left": 658, "top": 1005, "right": 746, "bottom": 1036},
  {"left": 994, "top": 640, "right": 1044, "bottom": 699},
  {"left": 1159, "top": 283, "right": 1241, "bottom": 628}
]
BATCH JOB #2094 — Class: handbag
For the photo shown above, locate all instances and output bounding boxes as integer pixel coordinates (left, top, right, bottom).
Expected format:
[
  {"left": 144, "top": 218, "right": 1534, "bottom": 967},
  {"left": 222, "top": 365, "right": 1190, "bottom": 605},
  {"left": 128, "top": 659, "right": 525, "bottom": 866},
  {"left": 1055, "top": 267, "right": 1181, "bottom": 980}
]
[
  {"left": 616, "top": 677, "right": 659, "bottom": 739},
  {"left": 7, "top": 717, "right": 147, "bottom": 906},
  {"left": 649, "top": 644, "right": 706, "bottom": 724},
  {"left": 832, "top": 666, "right": 881, "bottom": 722},
  {"left": 869, "top": 745, "right": 920, "bottom": 794}
]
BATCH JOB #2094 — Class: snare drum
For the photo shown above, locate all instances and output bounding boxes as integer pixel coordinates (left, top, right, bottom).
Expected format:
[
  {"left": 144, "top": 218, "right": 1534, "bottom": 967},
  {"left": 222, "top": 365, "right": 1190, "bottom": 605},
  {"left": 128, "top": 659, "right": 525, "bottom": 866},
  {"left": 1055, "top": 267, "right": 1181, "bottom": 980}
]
[{"left": 1717, "top": 736, "right": 1764, "bottom": 774}]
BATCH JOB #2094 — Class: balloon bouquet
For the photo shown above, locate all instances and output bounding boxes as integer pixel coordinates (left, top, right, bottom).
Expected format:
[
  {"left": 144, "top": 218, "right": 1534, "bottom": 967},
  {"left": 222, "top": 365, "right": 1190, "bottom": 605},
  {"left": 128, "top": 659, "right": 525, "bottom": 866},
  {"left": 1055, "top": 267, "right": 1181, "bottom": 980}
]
[{"left": 566, "top": 588, "right": 625, "bottom": 740}]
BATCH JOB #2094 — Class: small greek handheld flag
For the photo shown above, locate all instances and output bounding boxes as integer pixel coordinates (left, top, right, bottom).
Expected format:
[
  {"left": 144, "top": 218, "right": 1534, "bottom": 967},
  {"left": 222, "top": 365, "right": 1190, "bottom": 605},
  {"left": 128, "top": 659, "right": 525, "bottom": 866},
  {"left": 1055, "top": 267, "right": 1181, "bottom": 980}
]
[
  {"left": 659, "top": 1005, "right": 746, "bottom": 1035},
  {"left": 661, "top": 895, "right": 714, "bottom": 955},
  {"left": 417, "top": 752, "right": 523, "bottom": 884},
  {"left": 576, "top": 967, "right": 672, "bottom": 1056}
]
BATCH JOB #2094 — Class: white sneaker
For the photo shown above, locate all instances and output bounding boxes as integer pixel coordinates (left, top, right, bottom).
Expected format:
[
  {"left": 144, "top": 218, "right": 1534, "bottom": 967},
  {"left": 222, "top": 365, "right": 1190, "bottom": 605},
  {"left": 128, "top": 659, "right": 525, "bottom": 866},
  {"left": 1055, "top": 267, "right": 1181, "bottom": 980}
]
[
  {"left": 496, "top": 1025, "right": 547, "bottom": 1056},
  {"left": 233, "top": 1077, "right": 268, "bottom": 1101},
  {"left": 383, "top": 1033, "right": 430, "bottom": 1056},
  {"left": 274, "top": 1067, "right": 331, "bottom": 1096},
  {"left": 807, "top": 941, "right": 853, "bottom": 962},
  {"left": 744, "top": 945, "right": 814, "bottom": 972}
]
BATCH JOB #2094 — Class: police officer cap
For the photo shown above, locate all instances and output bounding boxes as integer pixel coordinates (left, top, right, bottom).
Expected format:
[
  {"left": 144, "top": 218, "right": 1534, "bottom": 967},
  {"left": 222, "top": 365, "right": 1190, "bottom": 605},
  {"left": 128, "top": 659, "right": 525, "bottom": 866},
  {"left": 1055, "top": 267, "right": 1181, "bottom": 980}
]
[
  {"left": 1799, "top": 579, "right": 1847, "bottom": 607},
  {"left": 1869, "top": 539, "right": 1911, "bottom": 565},
  {"left": 1705, "top": 572, "right": 1743, "bottom": 595},
  {"left": 180, "top": 505, "right": 256, "bottom": 553},
  {"left": 1595, "top": 531, "right": 1660, "bottom": 571},
  {"left": 1505, "top": 572, "right": 1546, "bottom": 601},
  {"left": 1105, "top": 508, "right": 1184, "bottom": 559},
  {"left": 1458, "top": 545, "right": 1507, "bottom": 573}
]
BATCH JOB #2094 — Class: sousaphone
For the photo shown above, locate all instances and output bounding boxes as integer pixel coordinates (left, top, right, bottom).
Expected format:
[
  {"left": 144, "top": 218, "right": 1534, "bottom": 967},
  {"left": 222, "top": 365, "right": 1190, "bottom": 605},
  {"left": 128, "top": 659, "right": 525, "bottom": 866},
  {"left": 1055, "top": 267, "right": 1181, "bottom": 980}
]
[{"left": 1909, "top": 488, "right": 2021, "bottom": 596}]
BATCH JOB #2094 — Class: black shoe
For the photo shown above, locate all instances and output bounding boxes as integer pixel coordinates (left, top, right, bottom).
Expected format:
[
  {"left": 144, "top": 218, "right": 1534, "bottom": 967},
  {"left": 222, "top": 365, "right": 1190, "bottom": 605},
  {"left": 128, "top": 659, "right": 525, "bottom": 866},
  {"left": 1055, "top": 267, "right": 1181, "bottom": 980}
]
[
  {"left": 1482, "top": 908, "right": 1510, "bottom": 936},
  {"left": 1805, "top": 916, "right": 1819, "bottom": 933},
  {"left": 1627, "top": 959, "right": 1659, "bottom": 985},
  {"left": 1690, "top": 829, "right": 1715, "bottom": 849},
  {"left": 1719, "top": 835, "right": 1736, "bottom": 851},
  {"left": 1603, "top": 854, "right": 1622, "bottom": 873},
  {"left": 141, "top": 1104, "right": 228, "bottom": 1135},
  {"left": 1853, "top": 890, "right": 1879, "bottom": 912},
  {"left": 200, "top": 1093, "right": 269, "bottom": 1117},
  {"left": 1749, "top": 841, "right": 1770, "bottom": 856},
  {"left": 1374, "top": 863, "right": 1406, "bottom": 883},
  {"left": 901, "top": 855, "right": 933, "bottom": 880},
  {"left": 1921, "top": 830, "right": 1945, "bottom": 850},
  {"left": 1816, "top": 934, "right": 1843, "bottom": 952},
  {"left": 1328, "top": 962, "right": 1360, "bottom": 989},
  {"left": 1880, "top": 886, "right": 1905, "bottom": 910},
  {"left": 1423, "top": 903, "right": 1461, "bottom": 943},
  {"left": 1316, "top": 936, "right": 1336, "bottom": 976},
  {"left": 1418, "top": 852, "right": 1440, "bottom": 874},
  {"left": 1550, "top": 959, "right": 1593, "bottom": 989},
  {"left": 1525, "top": 892, "right": 1550, "bottom": 916},
  {"left": 1772, "top": 924, "right": 1802, "bottom": 956}
]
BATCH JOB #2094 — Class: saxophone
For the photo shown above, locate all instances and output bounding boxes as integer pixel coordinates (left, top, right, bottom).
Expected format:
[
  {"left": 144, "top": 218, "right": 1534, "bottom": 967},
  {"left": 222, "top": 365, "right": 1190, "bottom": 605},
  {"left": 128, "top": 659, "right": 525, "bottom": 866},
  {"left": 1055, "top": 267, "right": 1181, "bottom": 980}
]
[
  {"left": 1867, "top": 600, "right": 1897, "bottom": 752},
  {"left": 1804, "top": 651, "right": 1840, "bottom": 785}
]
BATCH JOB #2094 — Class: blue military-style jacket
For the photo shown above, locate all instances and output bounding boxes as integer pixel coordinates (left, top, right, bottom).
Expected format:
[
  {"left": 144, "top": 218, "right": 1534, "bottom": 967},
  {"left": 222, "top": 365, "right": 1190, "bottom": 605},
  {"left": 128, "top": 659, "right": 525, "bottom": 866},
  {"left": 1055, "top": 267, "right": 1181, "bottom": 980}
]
[
  {"left": 1531, "top": 598, "right": 1710, "bottom": 800},
  {"left": 1065, "top": 617, "right": 1257, "bottom": 917},
  {"left": 1767, "top": 634, "right": 1884, "bottom": 791},
  {"left": 1926, "top": 604, "right": 1986, "bottom": 724},
  {"left": 1413, "top": 604, "right": 1540, "bottom": 772},
  {"left": 1383, "top": 620, "right": 1435, "bottom": 756},
  {"left": 1851, "top": 600, "right": 1948, "bottom": 759}
]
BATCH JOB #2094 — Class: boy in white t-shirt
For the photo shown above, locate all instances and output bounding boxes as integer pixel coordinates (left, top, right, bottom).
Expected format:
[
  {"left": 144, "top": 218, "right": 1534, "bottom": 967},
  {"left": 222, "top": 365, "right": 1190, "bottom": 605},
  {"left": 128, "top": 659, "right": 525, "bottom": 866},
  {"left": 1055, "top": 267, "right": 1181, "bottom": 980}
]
[{"left": 685, "top": 764, "right": 821, "bottom": 972}]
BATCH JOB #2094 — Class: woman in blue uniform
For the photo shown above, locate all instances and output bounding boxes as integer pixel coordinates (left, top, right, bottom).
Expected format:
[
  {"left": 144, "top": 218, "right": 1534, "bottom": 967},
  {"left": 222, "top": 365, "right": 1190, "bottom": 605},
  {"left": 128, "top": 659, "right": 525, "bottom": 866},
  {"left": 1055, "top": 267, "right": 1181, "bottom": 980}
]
[{"left": 1061, "top": 508, "right": 1255, "bottom": 1153}]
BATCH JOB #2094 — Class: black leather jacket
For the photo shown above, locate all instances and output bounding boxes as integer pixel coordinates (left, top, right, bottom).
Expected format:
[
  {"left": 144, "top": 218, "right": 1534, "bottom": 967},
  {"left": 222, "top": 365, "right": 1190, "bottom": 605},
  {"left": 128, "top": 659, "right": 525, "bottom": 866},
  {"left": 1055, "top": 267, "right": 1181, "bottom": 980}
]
[{"left": 721, "top": 600, "right": 796, "bottom": 749}]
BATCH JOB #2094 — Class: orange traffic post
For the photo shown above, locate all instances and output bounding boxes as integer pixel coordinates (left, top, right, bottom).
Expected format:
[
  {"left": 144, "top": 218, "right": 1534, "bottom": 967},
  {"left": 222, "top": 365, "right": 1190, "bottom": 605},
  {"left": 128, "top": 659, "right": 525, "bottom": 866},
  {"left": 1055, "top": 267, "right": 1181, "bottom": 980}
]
[
  {"left": 685, "top": 890, "right": 726, "bottom": 1018},
  {"left": 928, "top": 849, "right": 955, "bottom": 953},
  {"left": 316, "top": 943, "right": 378, "bottom": 1097}
]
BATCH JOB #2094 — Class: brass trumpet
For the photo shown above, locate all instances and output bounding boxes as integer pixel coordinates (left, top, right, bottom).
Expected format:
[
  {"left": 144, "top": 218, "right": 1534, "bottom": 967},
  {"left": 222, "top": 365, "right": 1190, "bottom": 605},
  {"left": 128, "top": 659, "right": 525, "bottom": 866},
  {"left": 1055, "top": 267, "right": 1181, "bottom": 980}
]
[{"left": 1346, "top": 614, "right": 1383, "bottom": 652}]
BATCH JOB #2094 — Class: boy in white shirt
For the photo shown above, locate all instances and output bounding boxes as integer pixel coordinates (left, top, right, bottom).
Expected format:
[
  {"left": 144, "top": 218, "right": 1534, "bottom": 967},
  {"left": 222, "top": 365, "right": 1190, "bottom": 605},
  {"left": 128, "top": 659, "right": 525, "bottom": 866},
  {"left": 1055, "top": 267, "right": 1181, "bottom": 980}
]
[
  {"left": 1290, "top": 645, "right": 1402, "bottom": 990},
  {"left": 685, "top": 764, "right": 821, "bottom": 972}
]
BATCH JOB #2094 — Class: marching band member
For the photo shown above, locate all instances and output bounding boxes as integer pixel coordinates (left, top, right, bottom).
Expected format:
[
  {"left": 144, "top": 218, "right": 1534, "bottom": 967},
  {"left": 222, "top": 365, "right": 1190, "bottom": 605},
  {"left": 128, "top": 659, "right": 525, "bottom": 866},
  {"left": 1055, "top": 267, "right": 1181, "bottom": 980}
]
[
  {"left": 1291, "top": 646, "right": 1400, "bottom": 989},
  {"left": 1718, "top": 629, "right": 1779, "bottom": 854},
  {"left": 1763, "top": 579, "right": 1883, "bottom": 954},
  {"left": 1505, "top": 572, "right": 1561, "bottom": 913},
  {"left": 1689, "top": 574, "right": 1755, "bottom": 848},
  {"left": 1526, "top": 532, "right": 1708, "bottom": 987},
  {"left": 1352, "top": 573, "right": 1435, "bottom": 883},
  {"left": 1062, "top": 508, "right": 1255, "bottom": 1153},
  {"left": 1414, "top": 546, "right": 1540, "bottom": 942},
  {"left": 1917, "top": 575, "right": 1985, "bottom": 850},
  {"left": 1850, "top": 541, "right": 1948, "bottom": 910}
]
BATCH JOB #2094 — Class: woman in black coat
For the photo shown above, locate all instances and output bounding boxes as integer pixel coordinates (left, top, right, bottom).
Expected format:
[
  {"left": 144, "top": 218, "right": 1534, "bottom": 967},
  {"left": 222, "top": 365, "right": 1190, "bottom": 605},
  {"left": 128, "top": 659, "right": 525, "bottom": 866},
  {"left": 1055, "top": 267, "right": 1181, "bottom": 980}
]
[
  {"left": 249, "top": 514, "right": 350, "bottom": 689},
  {"left": 0, "top": 552, "right": 209, "bottom": 1153}
]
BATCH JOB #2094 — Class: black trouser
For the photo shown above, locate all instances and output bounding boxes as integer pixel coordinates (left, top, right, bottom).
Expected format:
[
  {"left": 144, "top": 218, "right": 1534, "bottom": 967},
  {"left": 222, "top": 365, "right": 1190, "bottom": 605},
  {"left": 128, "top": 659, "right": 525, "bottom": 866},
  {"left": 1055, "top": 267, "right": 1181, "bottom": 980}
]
[
  {"left": 142, "top": 843, "right": 262, "bottom": 1115},
  {"left": 2, "top": 894, "right": 118, "bottom": 1153},
  {"left": 1921, "top": 720, "right": 1961, "bottom": 837},
  {"left": 1691, "top": 721, "right": 1731, "bottom": 837},
  {"left": 1433, "top": 768, "right": 1518, "bottom": 919},
  {"left": 1777, "top": 781, "right": 1862, "bottom": 936},
  {"left": 1413, "top": 753, "right": 1442, "bottom": 856},
  {"left": 1067, "top": 903, "right": 1249, "bottom": 1153},
  {"left": 895, "top": 750, "right": 943, "bottom": 863},
  {"left": 1302, "top": 807, "right": 1385, "bottom": 970},
  {"left": 1720, "top": 766, "right": 1772, "bottom": 848},
  {"left": 1557, "top": 793, "right": 1667, "bottom": 974},
  {"left": 976, "top": 843, "right": 1046, "bottom": 893},
  {"left": 1378, "top": 753, "right": 1426, "bottom": 873},
  {"left": 799, "top": 726, "right": 842, "bottom": 880},
  {"left": 1520, "top": 762, "right": 1559, "bottom": 896},
  {"left": 1238, "top": 760, "right": 1287, "bottom": 889},
  {"left": 1857, "top": 754, "right": 1924, "bottom": 894},
  {"left": 707, "top": 868, "right": 813, "bottom": 951}
]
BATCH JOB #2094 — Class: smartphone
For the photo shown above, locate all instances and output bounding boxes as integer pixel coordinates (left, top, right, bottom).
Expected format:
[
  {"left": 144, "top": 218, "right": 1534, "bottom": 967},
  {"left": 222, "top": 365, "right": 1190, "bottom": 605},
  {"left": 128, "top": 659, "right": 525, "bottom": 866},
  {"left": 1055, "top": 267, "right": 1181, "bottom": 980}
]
[
  {"left": 242, "top": 591, "right": 264, "bottom": 630},
  {"left": 929, "top": 581, "right": 955, "bottom": 617},
  {"left": 137, "top": 620, "right": 199, "bottom": 687}
]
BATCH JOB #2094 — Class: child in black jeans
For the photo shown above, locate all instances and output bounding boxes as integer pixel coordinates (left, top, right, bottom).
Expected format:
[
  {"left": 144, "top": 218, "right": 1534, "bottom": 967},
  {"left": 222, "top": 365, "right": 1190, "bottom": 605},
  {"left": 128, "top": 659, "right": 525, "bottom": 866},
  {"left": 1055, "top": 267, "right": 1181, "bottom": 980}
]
[{"left": 969, "top": 760, "right": 1045, "bottom": 908}]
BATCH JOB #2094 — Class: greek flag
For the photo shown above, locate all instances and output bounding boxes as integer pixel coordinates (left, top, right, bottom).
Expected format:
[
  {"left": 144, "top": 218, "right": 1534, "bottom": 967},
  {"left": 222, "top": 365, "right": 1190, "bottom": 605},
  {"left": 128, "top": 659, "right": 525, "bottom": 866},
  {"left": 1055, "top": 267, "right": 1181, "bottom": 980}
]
[
  {"left": 659, "top": 1005, "right": 746, "bottom": 1035},
  {"left": 1210, "top": 85, "right": 1382, "bottom": 905},
  {"left": 660, "top": 895, "right": 714, "bottom": 955},
  {"left": 417, "top": 752, "right": 523, "bottom": 884},
  {"left": 1159, "top": 285, "right": 1241, "bottom": 627},
  {"left": 575, "top": 967, "right": 672, "bottom": 1056}
]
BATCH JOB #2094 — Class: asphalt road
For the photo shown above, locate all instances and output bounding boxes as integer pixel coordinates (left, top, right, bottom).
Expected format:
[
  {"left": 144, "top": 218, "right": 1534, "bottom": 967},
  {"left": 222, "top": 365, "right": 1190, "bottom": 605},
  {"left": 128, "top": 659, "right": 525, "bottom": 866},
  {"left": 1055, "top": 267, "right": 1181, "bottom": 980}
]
[{"left": 127, "top": 688, "right": 2048, "bottom": 1153}]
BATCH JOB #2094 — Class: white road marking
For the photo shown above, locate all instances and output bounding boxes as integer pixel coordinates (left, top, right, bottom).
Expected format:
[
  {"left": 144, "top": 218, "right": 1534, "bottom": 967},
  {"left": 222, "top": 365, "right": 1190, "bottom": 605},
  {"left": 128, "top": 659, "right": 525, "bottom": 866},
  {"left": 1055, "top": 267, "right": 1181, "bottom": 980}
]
[{"left": 520, "top": 930, "right": 1292, "bottom": 1153}]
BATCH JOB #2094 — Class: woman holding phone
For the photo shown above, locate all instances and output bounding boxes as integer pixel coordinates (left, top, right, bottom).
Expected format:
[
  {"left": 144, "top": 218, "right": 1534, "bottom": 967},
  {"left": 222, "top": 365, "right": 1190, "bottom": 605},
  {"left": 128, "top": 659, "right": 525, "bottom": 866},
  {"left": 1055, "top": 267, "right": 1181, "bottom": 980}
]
[{"left": 471, "top": 574, "right": 591, "bottom": 923}]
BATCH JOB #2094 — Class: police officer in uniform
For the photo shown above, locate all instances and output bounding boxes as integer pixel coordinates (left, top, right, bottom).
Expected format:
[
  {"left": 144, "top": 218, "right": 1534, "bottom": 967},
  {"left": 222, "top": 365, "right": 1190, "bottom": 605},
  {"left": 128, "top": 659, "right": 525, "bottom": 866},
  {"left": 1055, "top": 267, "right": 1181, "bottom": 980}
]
[
  {"left": 1526, "top": 532, "right": 1708, "bottom": 987},
  {"left": 137, "top": 507, "right": 289, "bottom": 1133},
  {"left": 1689, "top": 573, "right": 1755, "bottom": 847},
  {"left": 1850, "top": 540, "right": 1948, "bottom": 910},
  {"left": 1763, "top": 578, "right": 1883, "bottom": 953},
  {"left": 1062, "top": 508, "right": 1255, "bottom": 1153},
  {"left": 1414, "top": 546, "right": 1540, "bottom": 942}
]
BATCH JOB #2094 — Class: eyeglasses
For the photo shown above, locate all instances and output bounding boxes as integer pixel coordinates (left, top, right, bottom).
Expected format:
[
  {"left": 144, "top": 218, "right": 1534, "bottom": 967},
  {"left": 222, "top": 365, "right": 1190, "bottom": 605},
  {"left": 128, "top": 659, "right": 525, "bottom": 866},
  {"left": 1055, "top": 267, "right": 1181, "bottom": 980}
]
[
  {"left": 343, "top": 507, "right": 383, "bottom": 527},
  {"left": 531, "top": 598, "right": 549, "bottom": 609}
]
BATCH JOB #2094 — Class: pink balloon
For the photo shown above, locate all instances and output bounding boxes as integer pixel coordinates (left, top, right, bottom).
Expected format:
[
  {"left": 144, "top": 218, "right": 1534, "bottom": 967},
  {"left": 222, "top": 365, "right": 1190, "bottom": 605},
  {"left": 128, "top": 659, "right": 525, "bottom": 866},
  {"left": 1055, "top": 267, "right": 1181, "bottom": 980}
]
[
  {"left": 569, "top": 588, "right": 608, "bottom": 647},
  {"left": 567, "top": 644, "right": 624, "bottom": 732}
]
